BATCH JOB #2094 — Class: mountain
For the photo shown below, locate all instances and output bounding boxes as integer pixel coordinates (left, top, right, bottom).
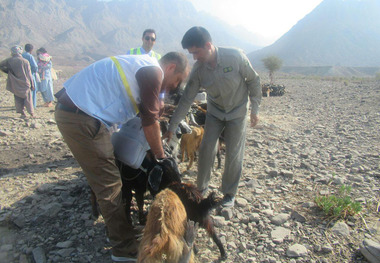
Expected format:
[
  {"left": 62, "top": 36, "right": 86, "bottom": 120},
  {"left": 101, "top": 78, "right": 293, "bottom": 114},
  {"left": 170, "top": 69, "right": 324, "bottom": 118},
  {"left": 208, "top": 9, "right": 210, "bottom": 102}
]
[
  {"left": 248, "top": 0, "right": 380, "bottom": 69},
  {"left": 0, "top": 0, "right": 261, "bottom": 66}
]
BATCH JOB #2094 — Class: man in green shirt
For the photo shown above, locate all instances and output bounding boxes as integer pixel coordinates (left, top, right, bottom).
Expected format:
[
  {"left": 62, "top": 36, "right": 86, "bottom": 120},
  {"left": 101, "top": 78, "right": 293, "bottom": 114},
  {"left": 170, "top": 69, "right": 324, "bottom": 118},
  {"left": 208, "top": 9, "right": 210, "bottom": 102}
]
[{"left": 165, "top": 26, "right": 261, "bottom": 207}]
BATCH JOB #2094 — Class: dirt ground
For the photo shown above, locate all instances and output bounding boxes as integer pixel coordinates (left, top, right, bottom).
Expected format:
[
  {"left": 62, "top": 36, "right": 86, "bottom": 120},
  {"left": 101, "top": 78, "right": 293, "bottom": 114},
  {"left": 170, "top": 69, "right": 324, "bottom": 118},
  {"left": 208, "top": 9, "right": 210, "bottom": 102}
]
[{"left": 0, "top": 73, "right": 379, "bottom": 263}]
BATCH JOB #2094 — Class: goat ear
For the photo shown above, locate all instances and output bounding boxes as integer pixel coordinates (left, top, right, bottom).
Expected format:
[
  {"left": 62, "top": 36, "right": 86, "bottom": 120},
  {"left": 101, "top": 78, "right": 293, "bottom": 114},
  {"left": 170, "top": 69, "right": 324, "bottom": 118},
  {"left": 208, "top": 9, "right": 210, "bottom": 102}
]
[
  {"left": 194, "top": 128, "right": 201, "bottom": 136},
  {"left": 148, "top": 165, "right": 163, "bottom": 191}
]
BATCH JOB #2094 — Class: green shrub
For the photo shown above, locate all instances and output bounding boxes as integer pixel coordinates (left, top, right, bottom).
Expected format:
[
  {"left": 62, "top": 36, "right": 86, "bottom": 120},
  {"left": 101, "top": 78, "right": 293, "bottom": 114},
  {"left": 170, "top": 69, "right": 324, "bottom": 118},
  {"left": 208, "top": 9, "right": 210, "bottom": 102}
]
[
  {"left": 375, "top": 72, "right": 380, "bottom": 81},
  {"left": 315, "top": 185, "right": 362, "bottom": 219}
]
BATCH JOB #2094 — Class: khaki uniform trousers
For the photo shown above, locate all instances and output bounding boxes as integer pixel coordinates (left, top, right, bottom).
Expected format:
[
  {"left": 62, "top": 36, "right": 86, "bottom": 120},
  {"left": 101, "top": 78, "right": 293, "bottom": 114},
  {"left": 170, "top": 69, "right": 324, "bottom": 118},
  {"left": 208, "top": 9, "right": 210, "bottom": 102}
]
[
  {"left": 54, "top": 108, "right": 138, "bottom": 256},
  {"left": 197, "top": 113, "right": 247, "bottom": 197}
]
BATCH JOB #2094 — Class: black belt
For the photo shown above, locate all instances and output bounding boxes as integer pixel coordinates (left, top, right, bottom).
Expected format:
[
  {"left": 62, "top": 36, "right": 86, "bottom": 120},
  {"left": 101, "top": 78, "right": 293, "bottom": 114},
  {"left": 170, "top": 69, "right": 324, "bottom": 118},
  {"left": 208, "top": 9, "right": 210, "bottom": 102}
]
[{"left": 56, "top": 102, "right": 87, "bottom": 115}]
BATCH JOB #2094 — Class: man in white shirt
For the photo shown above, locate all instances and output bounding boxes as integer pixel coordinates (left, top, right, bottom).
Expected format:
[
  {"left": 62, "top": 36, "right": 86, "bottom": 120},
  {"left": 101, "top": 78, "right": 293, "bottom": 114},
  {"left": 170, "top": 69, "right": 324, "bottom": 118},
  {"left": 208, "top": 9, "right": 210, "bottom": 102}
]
[{"left": 55, "top": 52, "right": 188, "bottom": 262}]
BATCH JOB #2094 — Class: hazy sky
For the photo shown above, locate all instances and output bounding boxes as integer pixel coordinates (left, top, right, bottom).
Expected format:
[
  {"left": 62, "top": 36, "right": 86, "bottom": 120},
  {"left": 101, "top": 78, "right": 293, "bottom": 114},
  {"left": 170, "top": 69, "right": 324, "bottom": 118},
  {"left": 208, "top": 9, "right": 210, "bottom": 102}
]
[{"left": 188, "top": 0, "right": 324, "bottom": 45}]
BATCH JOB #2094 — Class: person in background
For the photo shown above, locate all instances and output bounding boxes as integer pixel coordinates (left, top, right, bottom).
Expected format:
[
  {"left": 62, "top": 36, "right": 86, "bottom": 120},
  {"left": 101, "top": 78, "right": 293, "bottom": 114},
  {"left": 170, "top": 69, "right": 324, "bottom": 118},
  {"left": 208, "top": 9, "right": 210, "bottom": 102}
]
[
  {"left": 127, "top": 29, "right": 161, "bottom": 60},
  {"left": 37, "top": 47, "right": 54, "bottom": 107},
  {"left": 0, "top": 46, "right": 36, "bottom": 118},
  {"left": 22, "top": 43, "right": 38, "bottom": 108},
  {"left": 164, "top": 26, "right": 262, "bottom": 208},
  {"left": 54, "top": 52, "right": 188, "bottom": 262}
]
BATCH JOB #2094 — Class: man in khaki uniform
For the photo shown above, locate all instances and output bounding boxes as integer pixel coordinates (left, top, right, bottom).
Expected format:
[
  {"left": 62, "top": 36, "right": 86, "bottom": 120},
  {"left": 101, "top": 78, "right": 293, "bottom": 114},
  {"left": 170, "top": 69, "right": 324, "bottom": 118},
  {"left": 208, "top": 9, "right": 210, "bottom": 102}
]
[{"left": 165, "top": 27, "right": 261, "bottom": 207}]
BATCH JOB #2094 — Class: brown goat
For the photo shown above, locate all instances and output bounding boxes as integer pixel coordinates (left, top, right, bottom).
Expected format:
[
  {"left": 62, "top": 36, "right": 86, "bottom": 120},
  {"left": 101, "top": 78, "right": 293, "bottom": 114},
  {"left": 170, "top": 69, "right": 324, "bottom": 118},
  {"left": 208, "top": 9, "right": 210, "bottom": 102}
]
[
  {"left": 180, "top": 126, "right": 204, "bottom": 170},
  {"left": 137, "top": 188, "right": 194, "bottom": 263}
]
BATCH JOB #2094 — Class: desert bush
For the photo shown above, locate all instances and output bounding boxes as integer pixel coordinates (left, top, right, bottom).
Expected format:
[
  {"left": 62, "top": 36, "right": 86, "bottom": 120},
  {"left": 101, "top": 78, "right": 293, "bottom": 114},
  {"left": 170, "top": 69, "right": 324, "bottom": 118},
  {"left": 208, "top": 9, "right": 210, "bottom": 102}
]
[
  {"left": 315, "top": 185, "right": 362, "bottom": 219},
  {"left": 375, "top": 72, "right": 380, "bottom": 81}
]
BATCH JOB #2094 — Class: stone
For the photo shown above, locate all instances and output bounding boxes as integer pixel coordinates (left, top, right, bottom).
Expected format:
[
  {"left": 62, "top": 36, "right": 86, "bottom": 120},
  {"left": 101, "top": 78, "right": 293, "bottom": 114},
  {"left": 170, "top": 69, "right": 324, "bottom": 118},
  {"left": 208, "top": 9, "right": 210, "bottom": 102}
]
[
  {"left": 56, "top": 248, "right": 75, "bottom": 257},
  {"left": 291, "top": 211, "right": 306, "bottom": 223},
  {"left": 331, "top": 221, "right": 350, "bottom": 236},
  {"left": 271, "top": 227, "right": 291, "bottom": 243},
  {"left": 286, "top": 244, "right": 308, "bottom": 258},
  {"left": 262, "top": 209, "right": 274, "bottom": 216},
  {"left": 235, "top": 198, "right": 248, "bottom": 207},
  {"left": 249, "top": 213, "right": 260, "bottom": 223},
  {"left": 271, "top": 213, "right": 290, "bottom": 226},
  {"left": 220, "top": 208, "right": 234, "bottom": 220},
  {"left": 212, "top": 216, "right": 226, "bottom": 227},
  {"left": 56, "top": 241, "right": 73, "bottom": 248},
  {"left": 281, "top": 169, "right": 294, "bottom": 179},
  {"left": 43, "top": 203, "right": 62, "bottom": 217},
  {"left": 12, "top": 215, "right": 26, "bottom": 228},
  {"left": 32, "top": 247, "right": 47, "bottom": 263},
  {"left": 321, "top": 244, "right": 333, "bottom": 254}
]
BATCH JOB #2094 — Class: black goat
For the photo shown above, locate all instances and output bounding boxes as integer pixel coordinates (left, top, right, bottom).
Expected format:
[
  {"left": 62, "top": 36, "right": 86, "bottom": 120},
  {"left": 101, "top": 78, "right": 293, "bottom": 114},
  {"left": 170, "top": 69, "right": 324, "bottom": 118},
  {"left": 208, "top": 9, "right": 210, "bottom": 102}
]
[
  {"left": 167, "top": 182, "right": 227, "bottom": 260},
  {"left": 91, "top": 153, "right": 182, "bottom": 225}
]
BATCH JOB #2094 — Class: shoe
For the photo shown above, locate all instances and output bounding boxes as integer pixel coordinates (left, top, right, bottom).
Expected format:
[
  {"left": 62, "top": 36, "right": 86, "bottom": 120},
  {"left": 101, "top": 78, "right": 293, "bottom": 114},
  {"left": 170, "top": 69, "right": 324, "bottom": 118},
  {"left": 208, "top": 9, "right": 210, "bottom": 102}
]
[
  {"left": 111, "top": 253, "right": 137, "bottom": 262},
  {"left": 221, "top": 194, "right": 235, "bottom": 207},
  {"left": 111, "top": 240, "right": 138, "bottom": 262}
]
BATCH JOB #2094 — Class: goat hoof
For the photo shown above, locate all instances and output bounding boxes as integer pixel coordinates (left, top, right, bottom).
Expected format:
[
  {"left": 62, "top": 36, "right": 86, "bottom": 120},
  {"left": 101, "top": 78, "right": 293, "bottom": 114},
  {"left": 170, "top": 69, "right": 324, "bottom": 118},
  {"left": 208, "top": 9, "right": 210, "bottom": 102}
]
[
  {"left": 91, "top": 214, "right": 99, "bottom": 220},
  {"left": 139, "top": 212, "right": 147, "bottom": 225}
]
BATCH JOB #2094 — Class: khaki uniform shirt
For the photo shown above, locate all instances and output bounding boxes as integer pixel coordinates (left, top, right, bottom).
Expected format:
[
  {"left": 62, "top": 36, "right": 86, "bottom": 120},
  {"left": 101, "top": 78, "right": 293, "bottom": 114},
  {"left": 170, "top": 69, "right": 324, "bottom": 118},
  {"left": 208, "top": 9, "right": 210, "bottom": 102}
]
[{"left": 169, "top": 47, "right": 261, "bottom": 133}]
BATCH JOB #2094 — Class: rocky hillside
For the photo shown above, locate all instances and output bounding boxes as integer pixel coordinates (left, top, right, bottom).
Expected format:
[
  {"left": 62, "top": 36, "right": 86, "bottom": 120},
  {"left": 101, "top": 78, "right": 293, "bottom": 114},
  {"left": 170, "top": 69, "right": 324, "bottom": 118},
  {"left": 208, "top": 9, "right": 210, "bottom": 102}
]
[
  {"left": 249, "top": 0, "right": 380, "bottom": 68},
  {"left": 0, "top": 0, "right": 261, "bottom": 66},
  {"left": 0, "top": 74, "right": 379, "bottom": 262}
]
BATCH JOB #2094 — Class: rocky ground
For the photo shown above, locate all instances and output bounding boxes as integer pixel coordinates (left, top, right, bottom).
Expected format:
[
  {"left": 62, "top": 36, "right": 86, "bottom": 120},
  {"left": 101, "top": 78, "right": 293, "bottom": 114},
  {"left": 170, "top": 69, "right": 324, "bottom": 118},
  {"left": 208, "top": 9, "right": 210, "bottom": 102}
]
[{"left": 0, "top": 74, "right": 379, "bottom": 263}]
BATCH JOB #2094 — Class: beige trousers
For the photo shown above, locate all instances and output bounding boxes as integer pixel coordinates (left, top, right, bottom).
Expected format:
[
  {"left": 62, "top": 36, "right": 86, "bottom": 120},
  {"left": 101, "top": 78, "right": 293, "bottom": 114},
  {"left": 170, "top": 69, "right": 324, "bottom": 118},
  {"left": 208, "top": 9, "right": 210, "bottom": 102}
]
[{"left": 54, "top": 107, "right": 138, "bottom": 256}]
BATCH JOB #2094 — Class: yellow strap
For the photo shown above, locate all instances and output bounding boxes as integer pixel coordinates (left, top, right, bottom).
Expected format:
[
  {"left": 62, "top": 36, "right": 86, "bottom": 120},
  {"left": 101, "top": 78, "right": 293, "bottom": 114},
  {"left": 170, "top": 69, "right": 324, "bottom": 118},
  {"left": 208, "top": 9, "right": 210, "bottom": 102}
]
[
  {"left": 110, "top": 56, "right": 139, "bottom": 113},
  {"left": 151, "top": 51, "right": 161, "bottom": 60}
]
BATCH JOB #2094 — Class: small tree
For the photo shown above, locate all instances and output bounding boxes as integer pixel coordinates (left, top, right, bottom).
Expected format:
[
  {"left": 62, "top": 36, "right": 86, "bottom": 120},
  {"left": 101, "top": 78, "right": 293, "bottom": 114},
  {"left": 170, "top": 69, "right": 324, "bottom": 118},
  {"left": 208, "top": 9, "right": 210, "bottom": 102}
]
[{"left": 262, "top": 56, "right": 283, "bottom": 84}]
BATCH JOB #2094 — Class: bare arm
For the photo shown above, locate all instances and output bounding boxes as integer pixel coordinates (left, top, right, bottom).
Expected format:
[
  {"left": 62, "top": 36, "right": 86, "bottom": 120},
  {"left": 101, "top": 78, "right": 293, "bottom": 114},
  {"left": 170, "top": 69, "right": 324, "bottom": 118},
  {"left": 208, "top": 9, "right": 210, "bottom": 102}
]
[
  {"left": 136, "top": 66, "right": 165, "bottom": 158},
  {"left": 143, "top": 121, "right": 165, "bottom": 159}
]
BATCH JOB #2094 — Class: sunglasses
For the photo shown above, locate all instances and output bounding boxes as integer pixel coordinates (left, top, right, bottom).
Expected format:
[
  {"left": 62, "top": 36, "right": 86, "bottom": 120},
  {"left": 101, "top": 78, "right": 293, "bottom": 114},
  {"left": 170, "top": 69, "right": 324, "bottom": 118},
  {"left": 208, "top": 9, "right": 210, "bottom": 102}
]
[{"left": 144, "top": 36, "right": 156, "bottom": 41}]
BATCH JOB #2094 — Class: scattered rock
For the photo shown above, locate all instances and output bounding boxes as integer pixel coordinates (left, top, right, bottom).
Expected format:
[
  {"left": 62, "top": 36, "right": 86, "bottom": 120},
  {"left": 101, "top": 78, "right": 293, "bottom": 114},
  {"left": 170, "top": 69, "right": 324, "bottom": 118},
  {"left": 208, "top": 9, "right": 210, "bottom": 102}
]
[
  {"left": 286, "top": 244, "right": 308, "bottom": 258},
  {"left": 331, "top": 221, "right": 350, "bottom": 236},
  {"left": 32, "top": 247, "right": 46, "bottom": 263},
  {"left": 271, "top": 213, "right": 290, "bottom": 226}
]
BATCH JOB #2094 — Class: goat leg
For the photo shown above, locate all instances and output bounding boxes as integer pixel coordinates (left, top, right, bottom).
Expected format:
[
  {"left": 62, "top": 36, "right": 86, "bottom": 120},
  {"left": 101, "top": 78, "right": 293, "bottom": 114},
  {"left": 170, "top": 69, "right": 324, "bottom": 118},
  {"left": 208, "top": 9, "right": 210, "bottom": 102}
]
[
  {"left": 204, "top": 218, "right": 227, "bottom": 260},
  {"left": 135, "top": 190, "right": 146, "bottom": 225},
  {"left": 123, "top": 186, "right": 134, "bottom": 224},
  {"left": 187, "top": 152, "right": 194, "bottom": 170}
]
